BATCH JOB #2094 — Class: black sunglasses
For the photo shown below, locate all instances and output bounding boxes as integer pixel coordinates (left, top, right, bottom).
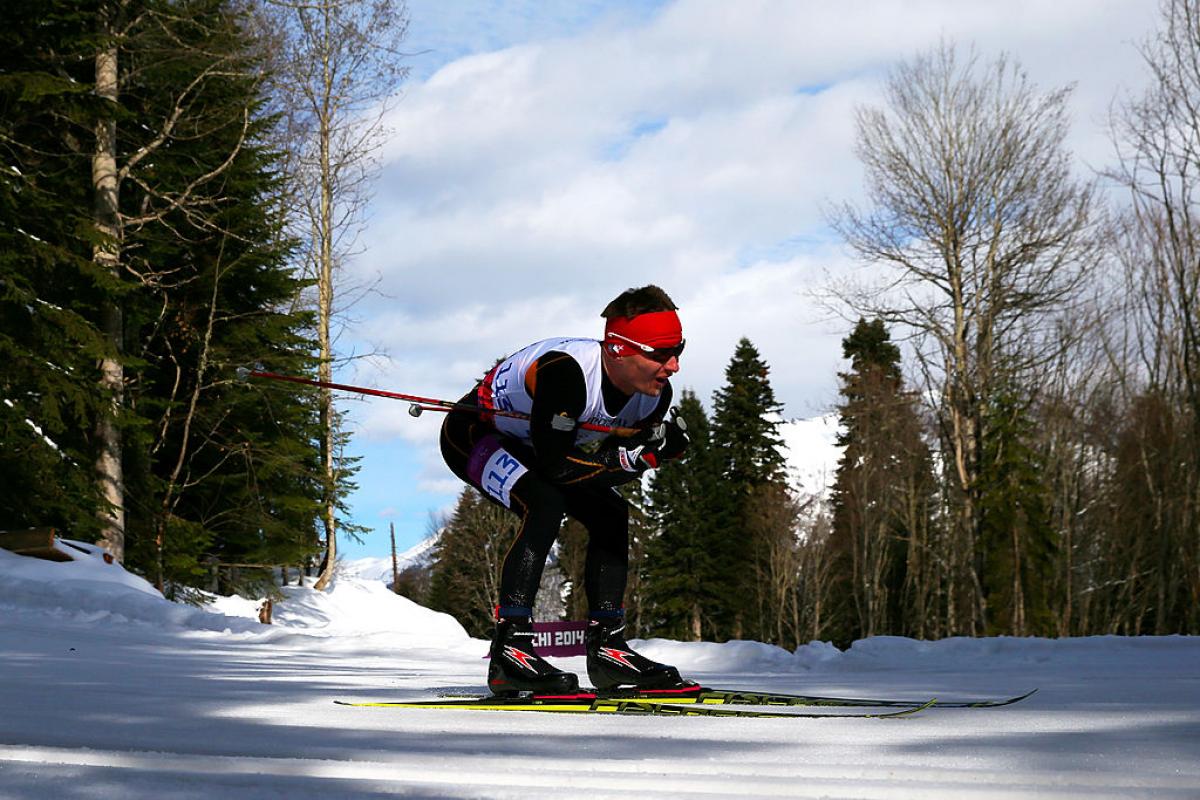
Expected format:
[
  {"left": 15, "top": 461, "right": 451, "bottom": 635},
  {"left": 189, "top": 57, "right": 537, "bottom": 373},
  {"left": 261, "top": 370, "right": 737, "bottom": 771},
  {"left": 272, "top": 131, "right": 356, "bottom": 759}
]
[{"left": 610, "top": 333, "right": 685, "bottom": 364}]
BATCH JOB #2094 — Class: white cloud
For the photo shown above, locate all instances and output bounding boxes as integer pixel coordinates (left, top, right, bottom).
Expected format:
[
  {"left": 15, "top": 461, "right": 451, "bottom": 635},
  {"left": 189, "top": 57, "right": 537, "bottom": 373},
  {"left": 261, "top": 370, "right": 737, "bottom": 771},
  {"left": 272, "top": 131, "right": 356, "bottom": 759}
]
[{"left": 338, "top": 0, "right": 1156, "bottom": 553}]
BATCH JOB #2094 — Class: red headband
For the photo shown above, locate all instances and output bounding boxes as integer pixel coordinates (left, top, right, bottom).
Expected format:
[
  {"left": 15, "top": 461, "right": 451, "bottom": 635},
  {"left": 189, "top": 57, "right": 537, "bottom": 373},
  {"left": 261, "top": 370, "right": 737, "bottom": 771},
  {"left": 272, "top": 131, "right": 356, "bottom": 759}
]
[{"left": 604, "top": 310, "right": 683, "bottom": 357}]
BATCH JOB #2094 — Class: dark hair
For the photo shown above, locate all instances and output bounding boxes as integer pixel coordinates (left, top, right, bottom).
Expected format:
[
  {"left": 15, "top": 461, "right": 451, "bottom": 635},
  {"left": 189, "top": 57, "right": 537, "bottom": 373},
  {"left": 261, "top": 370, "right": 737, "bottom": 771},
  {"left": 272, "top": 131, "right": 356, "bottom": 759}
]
[{"left": 601, "top": 285, "right": 678, "bottom": 319}]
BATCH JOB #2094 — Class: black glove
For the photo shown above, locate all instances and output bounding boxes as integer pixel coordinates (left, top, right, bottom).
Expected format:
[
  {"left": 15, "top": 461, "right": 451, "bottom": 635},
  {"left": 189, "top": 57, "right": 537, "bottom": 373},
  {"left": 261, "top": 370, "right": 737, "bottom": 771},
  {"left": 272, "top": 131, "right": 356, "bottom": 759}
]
[
  {"left": 658, "top": 407, "right": 689, "bottom": 462},
  {"left": 612, "top": 408, "right": 689, "bottom": 472}
]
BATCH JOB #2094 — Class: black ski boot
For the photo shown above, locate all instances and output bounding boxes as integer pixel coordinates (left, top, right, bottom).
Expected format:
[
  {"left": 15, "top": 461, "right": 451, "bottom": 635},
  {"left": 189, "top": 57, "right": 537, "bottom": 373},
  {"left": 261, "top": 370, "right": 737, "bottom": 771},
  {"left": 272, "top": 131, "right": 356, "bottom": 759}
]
[
  {"left": 586, "top": 618, "right": 687, "bottom": 692},
  {"left": 488, "top": 616, "right": 580, "bottom": 697}
]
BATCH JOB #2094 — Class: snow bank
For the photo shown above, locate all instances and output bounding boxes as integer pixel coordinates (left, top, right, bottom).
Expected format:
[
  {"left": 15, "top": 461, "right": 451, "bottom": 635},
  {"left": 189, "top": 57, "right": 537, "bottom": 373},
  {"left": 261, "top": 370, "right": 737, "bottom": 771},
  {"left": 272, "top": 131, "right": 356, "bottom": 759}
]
[
  {"left": 637, "top": 631, "right": 1200, "bottom": 679},
  {"left": 637, "top": 637, "right": 803, "bottom": 673},
  {"left": 821, "top": 633, "right": 1200, "bottom": 674},
  {"left": 0, "top": 542, "right": 469, "bottom": 645},
  {"left": 268, "top": 574, "right": 469, "bottom": 643},
  {"left": 0, "top": 543, "right": 264, "bottom": 634}
]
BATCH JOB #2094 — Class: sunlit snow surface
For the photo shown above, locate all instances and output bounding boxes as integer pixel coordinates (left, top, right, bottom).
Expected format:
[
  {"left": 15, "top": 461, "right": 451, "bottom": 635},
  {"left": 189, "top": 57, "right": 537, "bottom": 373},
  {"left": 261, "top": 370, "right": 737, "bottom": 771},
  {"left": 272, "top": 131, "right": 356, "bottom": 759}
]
[{"left": 1, "top": 544, "right": 1197, "bottom": 799}]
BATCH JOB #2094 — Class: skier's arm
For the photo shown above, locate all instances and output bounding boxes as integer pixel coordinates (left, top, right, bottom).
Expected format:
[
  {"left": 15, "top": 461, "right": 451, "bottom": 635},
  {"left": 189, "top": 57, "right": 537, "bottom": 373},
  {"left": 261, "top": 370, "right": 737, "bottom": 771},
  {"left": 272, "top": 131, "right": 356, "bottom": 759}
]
[
  {"left": 592, "top": 384, "right": 687, "bottom": 471},
  {"left": 525, "top": 352, "right": 589, "bottom": 482},
  {"left": 527, "top": 353, "right": 665, "bottom": 486}
]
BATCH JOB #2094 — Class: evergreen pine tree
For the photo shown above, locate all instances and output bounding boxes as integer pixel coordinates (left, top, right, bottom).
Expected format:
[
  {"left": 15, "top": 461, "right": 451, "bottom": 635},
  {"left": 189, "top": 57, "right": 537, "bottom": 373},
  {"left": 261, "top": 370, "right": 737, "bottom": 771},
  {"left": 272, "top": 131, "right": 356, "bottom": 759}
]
[
  {"left": 0, "top": 1, "right": 110, "bottom": 537},
  {"left": 643, "top": 390, "right": 726, "bottom": 640},
  {"left": 709, "top": 339, "right": 788, "bottom": 639},
  {"left": 1, "top": 1, "right": 334, "bottom": 591},
  {"left": 977, "top": 389, "right": 1056, "bottom": 636},
  {"left": 557, "top": 517, "right": 589, "bottom": 620},
  {"left": 711, "top": 339, "right": 787, "bottom": 491},
  {"left": 540, "top": 482, "right": 651, "bottom": 629},
  {"left": 619, "top": 479, "right": 653, "bottom": 636},
  {"left": 105, "top": 0, "right": 325, "bottom": 592},
  {"left": 428, "top": 488, "right": 519, "bottom": 637},
  {"left": 828, "top": 319, "right": 935, "bottom": 644}
]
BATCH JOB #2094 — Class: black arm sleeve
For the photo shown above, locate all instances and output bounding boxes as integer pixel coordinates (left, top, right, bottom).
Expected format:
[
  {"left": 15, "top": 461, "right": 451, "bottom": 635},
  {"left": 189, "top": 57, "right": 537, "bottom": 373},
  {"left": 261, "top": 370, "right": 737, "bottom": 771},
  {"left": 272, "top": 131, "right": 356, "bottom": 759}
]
[{"left": 527, "top": 351, "right": 589, "bottom": 481}]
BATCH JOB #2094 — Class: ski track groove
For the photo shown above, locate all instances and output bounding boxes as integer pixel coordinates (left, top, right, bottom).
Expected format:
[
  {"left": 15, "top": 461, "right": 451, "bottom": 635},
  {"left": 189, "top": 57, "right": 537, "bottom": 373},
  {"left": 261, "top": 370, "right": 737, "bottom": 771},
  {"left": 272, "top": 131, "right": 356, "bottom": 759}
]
[{"left": 1, "top": 744, "right": 1197, "bottom": 799}]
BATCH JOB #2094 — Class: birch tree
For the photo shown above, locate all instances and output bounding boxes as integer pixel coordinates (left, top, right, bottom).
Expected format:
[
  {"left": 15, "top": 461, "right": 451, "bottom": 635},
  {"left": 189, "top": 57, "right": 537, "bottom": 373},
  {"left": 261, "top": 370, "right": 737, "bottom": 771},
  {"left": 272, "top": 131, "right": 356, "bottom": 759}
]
[
  {"left": 93, "top": 1, "right": 127, "bottom": 560},
  {"left": 262, "top": 0, "right": 408, "bottom": 590}
]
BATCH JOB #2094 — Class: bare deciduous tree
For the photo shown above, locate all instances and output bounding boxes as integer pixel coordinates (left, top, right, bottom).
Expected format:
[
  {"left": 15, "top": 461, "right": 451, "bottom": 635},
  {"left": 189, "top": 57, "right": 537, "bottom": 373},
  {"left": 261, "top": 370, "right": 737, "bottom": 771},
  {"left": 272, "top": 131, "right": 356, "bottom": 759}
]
[
  {"left": 795, "top": 510, "right": 835, "bottom": 643},
  {"left": 831, "top": 42, "right": 1101, "bottom": 633},
  {"left": 1103, "top": 0, "right": 1200, "bottom": 633},
  {"left": 260, "top": 0, "right": 409, "bottom": 589},
  {"left": 745, "top": 482, "right": 804, "bottom": 648}
]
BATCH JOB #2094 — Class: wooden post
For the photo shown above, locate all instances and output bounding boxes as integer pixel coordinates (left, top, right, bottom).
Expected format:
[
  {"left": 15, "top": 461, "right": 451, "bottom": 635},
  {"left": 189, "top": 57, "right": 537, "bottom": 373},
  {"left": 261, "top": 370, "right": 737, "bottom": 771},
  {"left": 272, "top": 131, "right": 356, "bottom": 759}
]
[{"left": 390, "top": 522, "right": 401, "bottom": 594}]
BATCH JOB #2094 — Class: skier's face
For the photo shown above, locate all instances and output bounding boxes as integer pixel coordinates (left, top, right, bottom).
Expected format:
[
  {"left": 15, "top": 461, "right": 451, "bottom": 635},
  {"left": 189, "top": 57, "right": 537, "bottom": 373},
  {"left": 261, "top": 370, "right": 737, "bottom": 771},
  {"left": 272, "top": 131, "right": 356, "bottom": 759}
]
[{"left": 605, "top": 350, "right": 679, "bottom": 397}]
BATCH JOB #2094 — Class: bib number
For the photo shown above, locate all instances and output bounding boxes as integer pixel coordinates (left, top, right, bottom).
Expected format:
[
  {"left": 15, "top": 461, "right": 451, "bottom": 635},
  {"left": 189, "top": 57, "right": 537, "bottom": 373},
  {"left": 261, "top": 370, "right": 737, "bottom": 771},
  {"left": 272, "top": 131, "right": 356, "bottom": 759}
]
[{"left": 480, "top": 448, "right": 527, "bottom": 508}]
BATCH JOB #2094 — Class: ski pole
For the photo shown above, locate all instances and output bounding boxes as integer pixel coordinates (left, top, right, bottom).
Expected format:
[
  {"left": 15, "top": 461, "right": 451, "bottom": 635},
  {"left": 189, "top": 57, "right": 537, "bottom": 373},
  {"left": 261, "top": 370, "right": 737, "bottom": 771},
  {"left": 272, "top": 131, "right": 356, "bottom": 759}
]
[{"left": 236, "top": 368, "right": 641, "bottom": 437}]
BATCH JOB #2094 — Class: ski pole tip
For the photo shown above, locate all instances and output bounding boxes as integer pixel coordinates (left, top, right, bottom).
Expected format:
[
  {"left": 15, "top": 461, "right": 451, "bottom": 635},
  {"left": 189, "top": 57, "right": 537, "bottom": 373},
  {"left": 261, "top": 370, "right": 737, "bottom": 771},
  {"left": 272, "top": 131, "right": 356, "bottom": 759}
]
[
  {"left": 235, "top": 366, "right": 251, "bottom": 382},
  {"left": 408, "top": 403, "right": 423, "bottom": 417}
]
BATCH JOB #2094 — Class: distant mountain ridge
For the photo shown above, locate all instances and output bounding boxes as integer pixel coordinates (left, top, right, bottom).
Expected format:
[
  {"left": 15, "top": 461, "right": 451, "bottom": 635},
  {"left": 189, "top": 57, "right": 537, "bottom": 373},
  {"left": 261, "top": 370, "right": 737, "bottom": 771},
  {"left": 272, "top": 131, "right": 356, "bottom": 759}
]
[{"left": 342, "top": 536, "right": 437, "bottom": 583}]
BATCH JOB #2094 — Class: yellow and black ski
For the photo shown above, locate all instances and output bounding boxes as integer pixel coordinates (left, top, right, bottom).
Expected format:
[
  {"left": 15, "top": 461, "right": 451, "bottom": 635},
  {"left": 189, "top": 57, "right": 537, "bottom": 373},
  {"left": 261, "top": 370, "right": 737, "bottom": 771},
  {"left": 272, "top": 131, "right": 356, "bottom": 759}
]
[
  {"left": 334, "top": 695, "right": 935, "bottom": 718},
  {"left": 607, "top": 685, "right": 1037, "bottom": 709},
  {"left": 436, "top": 685, "right": 1037, "bottom": 709}
]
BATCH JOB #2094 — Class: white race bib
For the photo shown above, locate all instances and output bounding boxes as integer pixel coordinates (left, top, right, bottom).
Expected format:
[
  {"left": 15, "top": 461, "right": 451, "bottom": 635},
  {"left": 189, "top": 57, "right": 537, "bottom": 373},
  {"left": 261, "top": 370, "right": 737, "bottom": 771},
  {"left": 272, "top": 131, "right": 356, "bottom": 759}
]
[{"left": 480, "top": 447, "right": 528, "bottom": 508}]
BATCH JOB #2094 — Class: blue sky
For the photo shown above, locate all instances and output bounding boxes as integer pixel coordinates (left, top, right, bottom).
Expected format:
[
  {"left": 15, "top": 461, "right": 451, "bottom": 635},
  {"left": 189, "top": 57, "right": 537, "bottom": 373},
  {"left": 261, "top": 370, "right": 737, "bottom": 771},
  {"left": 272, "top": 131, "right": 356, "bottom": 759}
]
[{"left": 334, "top": 0, "right": 1153, "bottom": 560}]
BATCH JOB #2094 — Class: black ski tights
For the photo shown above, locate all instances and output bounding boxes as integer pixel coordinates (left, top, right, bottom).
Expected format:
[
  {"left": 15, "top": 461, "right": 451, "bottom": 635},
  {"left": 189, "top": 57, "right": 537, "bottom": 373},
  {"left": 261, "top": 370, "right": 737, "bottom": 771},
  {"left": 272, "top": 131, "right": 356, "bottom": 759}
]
[{"left": 439, "top": 398, "right": 629, "bottom": 613}]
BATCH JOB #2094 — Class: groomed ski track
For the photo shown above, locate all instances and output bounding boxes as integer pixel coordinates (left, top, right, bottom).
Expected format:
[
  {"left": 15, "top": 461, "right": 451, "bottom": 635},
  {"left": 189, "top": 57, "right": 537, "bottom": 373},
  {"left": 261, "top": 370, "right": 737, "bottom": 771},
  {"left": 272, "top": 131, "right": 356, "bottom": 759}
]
[
  {"left": 3, "top": 616, "right": 1199, "bottom": 798},
  {"left": 2, "top": 559, "right": 1198, "bottom": 799},
  {"left": 3, "top": 738, "right": 1198, "bottom": 799}
]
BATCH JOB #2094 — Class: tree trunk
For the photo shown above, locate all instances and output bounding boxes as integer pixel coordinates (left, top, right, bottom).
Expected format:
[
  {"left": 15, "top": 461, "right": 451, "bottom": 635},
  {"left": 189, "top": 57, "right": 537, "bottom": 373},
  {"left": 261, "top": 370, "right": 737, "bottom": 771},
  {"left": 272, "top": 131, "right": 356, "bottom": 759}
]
[
  {"left": 313, "top": 6, "right": 337, "bottom": 591},
  {"left": 94, "top": 7, "right": 125, "bottom": 563}
]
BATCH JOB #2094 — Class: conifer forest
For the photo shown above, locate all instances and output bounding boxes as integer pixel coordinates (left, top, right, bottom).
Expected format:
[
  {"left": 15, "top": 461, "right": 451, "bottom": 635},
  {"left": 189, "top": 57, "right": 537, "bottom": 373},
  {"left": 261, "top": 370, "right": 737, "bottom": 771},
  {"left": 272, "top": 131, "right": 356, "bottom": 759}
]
[{"left": 3, "top": 0, "right": 1198, "bottom": 644}]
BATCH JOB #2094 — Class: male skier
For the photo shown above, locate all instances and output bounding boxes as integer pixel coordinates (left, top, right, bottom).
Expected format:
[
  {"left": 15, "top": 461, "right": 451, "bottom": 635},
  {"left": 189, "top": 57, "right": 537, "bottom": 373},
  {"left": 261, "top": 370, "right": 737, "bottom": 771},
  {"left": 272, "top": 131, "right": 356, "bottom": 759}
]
[{"left": 439, "top": 285, "right": 690, "bottom": 695}]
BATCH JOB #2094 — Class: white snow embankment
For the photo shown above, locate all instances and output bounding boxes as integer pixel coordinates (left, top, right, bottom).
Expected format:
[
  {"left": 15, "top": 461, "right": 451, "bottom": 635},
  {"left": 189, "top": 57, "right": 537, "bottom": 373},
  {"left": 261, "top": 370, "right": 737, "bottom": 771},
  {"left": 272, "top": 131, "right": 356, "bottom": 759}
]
[
  {"left": 0, "top": 541, "right": 471, "bottom": 648},
  {"left": 0, "top": 542, "right": 266, "bottom": 634},
  {"left": 637, "top": 631, "right": 1200, "bottom": 684}
]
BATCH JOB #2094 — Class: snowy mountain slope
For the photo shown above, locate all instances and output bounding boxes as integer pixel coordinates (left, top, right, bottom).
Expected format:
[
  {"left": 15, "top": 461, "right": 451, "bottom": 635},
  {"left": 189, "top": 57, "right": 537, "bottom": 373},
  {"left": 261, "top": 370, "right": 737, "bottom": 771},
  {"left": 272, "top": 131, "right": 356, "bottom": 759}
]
[
  {"left": 342, "top": 534, "right": 438, "bottom": 585},
  {"left": 2, "top": 543, "right": 1199, "bottom": 798},
  {"left": 779, "top": 412, "right": 843, "bottom": 497}
]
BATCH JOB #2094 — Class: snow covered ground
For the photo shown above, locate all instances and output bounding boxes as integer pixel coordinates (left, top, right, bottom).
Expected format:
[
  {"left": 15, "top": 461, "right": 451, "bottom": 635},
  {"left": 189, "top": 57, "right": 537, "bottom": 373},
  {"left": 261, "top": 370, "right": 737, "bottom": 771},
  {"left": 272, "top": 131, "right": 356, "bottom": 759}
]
[{"left": 1, "top": 544, "right": 1198, "bottom": 799}]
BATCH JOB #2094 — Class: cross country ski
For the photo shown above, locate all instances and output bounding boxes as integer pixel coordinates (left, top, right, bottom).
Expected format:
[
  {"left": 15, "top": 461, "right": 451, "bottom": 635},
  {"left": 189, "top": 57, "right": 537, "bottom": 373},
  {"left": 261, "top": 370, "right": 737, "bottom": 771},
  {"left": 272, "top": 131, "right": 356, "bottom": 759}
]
[
  {"left": 334, "top": 694, "right": 937, "bottom": 718},
  {"left": 435, "top": 685, "right": 1038, "bottom": 709}
]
